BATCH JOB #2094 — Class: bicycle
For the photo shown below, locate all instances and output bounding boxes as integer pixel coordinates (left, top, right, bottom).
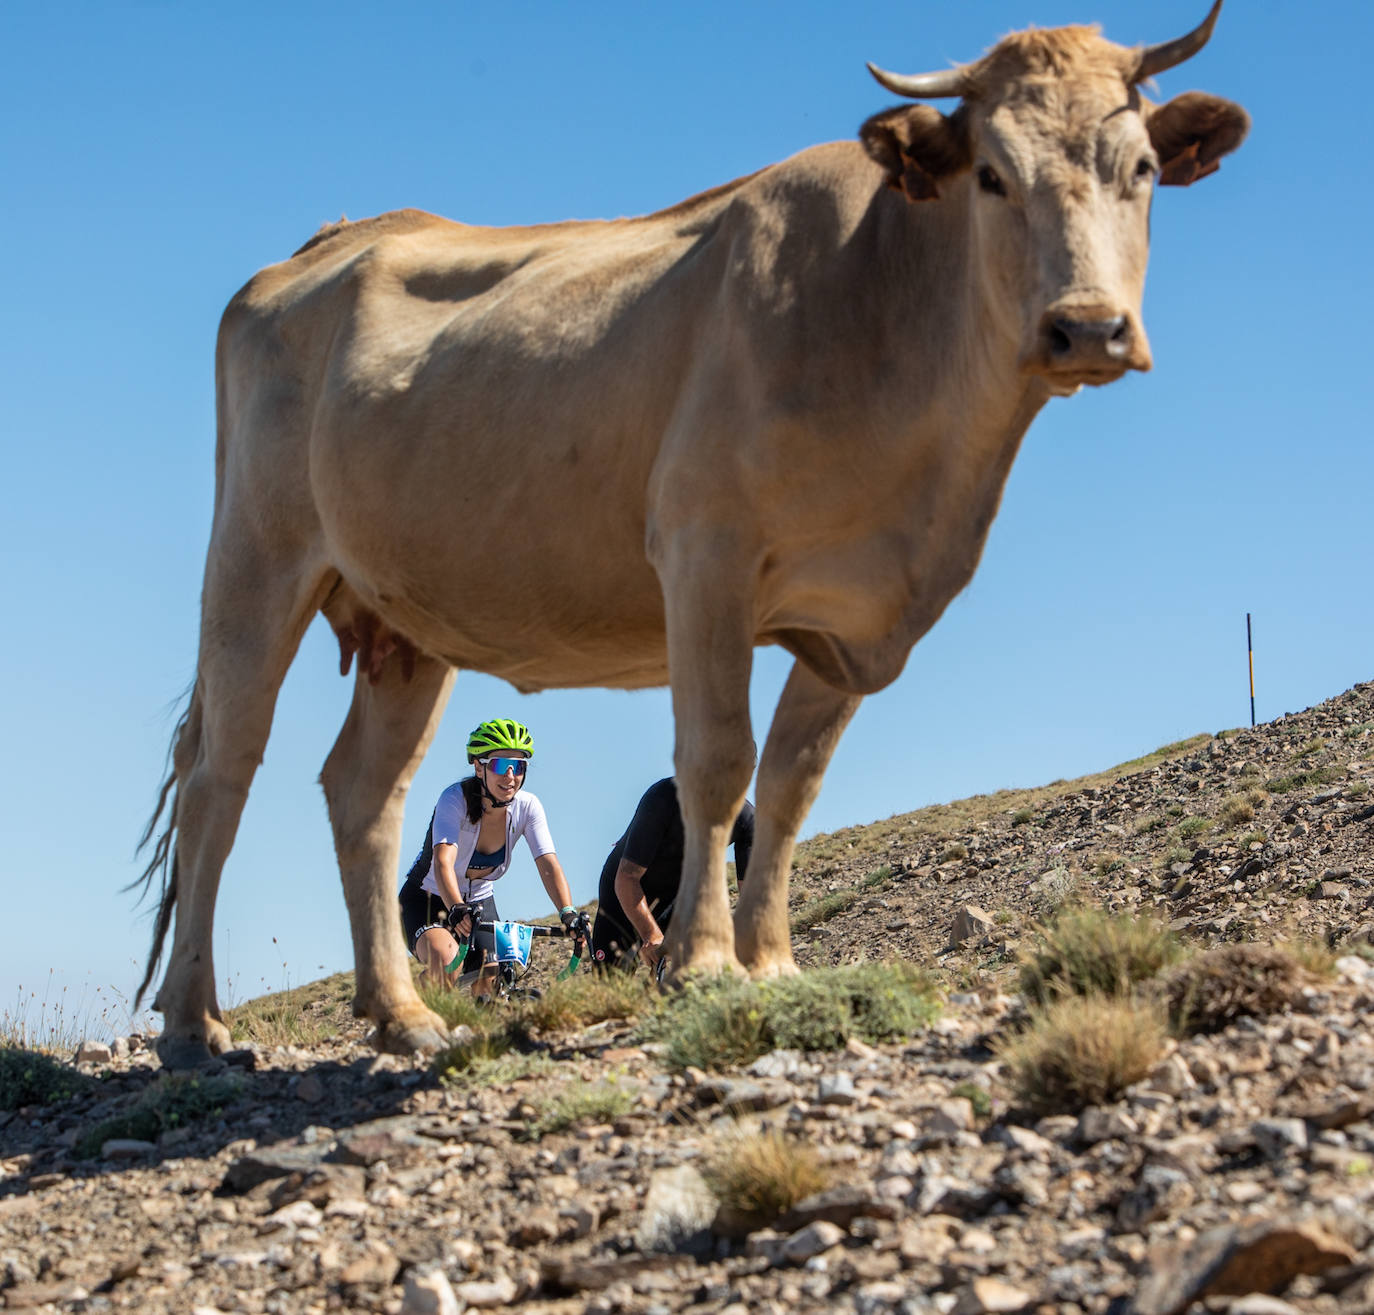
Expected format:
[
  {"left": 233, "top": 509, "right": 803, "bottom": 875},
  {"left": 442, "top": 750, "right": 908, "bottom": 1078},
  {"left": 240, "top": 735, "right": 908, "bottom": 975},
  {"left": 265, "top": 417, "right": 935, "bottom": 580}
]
[{"left": 444, "top": 904, "right": 588, "bottom": 1004}]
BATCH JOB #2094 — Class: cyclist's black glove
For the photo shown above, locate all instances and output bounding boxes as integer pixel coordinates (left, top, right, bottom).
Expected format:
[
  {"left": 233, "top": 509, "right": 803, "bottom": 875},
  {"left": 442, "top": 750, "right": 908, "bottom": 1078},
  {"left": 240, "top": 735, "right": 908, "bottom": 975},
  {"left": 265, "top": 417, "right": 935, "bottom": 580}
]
[
  {"left": 560, "top": 908, "right": 591, "bottom": 946},
  {"left": 445, "top": 902, "right": 474, "bottom": 933}
]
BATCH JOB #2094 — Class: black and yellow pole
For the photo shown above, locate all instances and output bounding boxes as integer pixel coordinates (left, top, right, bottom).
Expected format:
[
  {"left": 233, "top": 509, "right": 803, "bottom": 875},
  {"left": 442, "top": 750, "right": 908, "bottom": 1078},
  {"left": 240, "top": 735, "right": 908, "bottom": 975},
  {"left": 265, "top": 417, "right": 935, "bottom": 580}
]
[{"left": 1246, "top": 612, "right": 1255, "bottom": 728}]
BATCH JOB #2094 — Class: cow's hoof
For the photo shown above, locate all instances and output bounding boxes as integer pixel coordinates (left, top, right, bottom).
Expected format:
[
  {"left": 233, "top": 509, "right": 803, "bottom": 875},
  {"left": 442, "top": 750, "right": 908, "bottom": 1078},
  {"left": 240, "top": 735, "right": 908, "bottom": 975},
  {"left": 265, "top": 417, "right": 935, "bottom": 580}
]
[
  {"left": 373, "top": 1007, "right": 450, "bottom": 1056},
  {"left": 746, "top": 955, "right": 800, "bottom": 980},
  {"left": 665, "top": 951, "right": 745, "bottom": 986},
  {"left": 155, "top": 1017, "right": 232, "bottom": 1069}
]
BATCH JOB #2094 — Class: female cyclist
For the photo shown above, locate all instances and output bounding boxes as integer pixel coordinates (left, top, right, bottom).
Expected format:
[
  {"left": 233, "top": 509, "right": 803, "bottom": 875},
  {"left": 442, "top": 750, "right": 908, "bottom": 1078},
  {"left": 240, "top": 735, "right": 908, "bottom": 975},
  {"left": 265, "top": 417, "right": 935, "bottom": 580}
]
[{"left": 398, "top": 718, "right": 584, "bottom": 997}]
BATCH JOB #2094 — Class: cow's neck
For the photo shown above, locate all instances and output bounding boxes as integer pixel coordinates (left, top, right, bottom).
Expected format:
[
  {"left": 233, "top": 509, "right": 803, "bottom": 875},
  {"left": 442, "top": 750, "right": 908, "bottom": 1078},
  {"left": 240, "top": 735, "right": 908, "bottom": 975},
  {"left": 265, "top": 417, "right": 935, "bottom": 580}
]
[{"left": 871, "top": 180, "right": 1048, "bottom": 458}]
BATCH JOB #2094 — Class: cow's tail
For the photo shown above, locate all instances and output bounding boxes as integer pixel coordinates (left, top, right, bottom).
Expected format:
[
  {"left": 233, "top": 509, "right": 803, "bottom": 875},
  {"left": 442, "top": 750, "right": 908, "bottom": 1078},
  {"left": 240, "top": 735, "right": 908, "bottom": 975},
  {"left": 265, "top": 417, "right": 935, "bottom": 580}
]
[{"left": 129, "top": 681, "right": 201, "bottom": 1009}]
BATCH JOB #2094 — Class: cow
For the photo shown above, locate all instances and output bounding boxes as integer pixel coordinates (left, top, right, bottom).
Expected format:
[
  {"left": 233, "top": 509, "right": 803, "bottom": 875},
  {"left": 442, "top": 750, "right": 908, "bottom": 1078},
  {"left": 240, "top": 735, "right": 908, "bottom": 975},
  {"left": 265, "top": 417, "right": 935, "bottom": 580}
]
[{"left": 137, "top": 4, "right": 1248, "bottom": 1064}]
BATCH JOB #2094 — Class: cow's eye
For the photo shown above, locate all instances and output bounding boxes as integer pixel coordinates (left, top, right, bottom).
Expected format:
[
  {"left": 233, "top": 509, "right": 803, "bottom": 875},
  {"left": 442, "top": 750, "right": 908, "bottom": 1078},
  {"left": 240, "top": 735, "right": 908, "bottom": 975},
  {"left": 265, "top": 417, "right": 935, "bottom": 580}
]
[
  {"left": 977, "top": 164, "right": 1006, "bottom": 197},
  {"left": 1134, "top": 156, "right": 1157, "bottom": 182}
]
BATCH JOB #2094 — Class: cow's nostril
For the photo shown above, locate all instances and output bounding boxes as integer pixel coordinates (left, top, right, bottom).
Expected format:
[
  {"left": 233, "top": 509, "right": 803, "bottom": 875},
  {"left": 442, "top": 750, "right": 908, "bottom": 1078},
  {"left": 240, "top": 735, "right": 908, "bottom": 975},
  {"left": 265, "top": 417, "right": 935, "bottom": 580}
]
[{"left": 1049, "top": 320, "right": 1074, "bottom": 356}]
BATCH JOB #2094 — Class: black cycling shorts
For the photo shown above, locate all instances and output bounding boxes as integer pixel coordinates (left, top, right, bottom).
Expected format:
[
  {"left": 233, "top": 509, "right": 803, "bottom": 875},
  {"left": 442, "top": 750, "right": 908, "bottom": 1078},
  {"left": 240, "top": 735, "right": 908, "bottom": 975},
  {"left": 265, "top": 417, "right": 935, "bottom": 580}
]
[{"left": 398, "top": 884, "right": 498, "bottom": 974}]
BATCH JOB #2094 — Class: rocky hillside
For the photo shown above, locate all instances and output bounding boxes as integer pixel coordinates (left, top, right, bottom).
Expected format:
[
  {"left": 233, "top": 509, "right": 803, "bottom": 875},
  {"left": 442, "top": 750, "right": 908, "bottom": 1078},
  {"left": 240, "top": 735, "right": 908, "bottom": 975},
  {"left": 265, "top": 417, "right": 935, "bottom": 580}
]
[{"left": 1, "top": 682, "right": 1372, "bottom": 1315}]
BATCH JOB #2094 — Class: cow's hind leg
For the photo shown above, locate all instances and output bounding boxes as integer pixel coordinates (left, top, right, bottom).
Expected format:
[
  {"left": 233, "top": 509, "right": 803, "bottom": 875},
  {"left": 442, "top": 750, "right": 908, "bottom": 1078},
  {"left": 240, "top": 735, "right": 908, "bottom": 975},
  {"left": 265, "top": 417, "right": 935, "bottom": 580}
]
[
  {"left": 320, "top": 646, "right": 455, "bottom": 1054},
  {"left": 736, "top": 660, "right": 861, "bottom": 978},
  {"left": 153, "top": 550, "right": 328, "bottom": 1068}
]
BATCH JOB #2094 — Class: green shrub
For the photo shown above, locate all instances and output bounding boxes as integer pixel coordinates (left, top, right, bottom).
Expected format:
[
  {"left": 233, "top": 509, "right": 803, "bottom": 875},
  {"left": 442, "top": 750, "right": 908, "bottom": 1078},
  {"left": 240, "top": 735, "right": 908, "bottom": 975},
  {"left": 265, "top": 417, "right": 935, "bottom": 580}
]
[
  {"left": 861, "top": 866, "right": 893, "bottom": 889},
  {"left": 950, "top": 1080, "right": 993, "bottom": 1119},
  {"left": 1175, "top": 816, "right": 1211, "bottom": 840},
  {"left": 1018, "top": 906, "right": 1182, "bottom": 1004},
  {"left": 641, "top": 962, "right": 938, "bottom": 1071},
  {"left": 1011, "top": 808, "right": 1035, "bottom": 827},
  {"left": 1267, "top": 766, "right": 1341, "bottom": 795},
  {"left": 791, "top": 889, "right": 860, "bottom": 933},
  {"left": 75, "top": 1072, "right": 244, "bottom": 1158},
  {"left": 526, "top": 1080, "right": 634, "bottom": 1138},
  {"left": 998, "top": 994, "right": 1166, "bottom": 1115},
  {"left": 0, "top": 1046, "right": 95, "bottom": 1111},
  {"left": 940, "top": 843, "right": 969, "bottom": 864}
]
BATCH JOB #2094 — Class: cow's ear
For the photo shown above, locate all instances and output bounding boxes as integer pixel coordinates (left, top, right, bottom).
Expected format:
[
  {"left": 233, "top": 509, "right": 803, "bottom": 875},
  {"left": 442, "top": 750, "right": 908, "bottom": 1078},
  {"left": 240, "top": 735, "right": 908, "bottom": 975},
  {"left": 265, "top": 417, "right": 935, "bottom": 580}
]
[
  {"left": 1147, "top": 91, "right": 1250, "bottom": 186},
  {"left": 860, "top": 104, "right": 972, "bottom": 202}
]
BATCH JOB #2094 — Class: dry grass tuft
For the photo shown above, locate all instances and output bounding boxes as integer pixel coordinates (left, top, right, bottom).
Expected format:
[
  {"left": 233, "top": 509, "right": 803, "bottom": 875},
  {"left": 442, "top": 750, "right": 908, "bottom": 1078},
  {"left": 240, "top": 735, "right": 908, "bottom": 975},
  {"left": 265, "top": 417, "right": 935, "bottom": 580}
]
[
  {"left": 702, "top": 1125, "right": 831, "bottom": 1227},
  {"left": 519, "top": 973, "right": 654, "bottom": 1034},
  {"left": 1218, "top": 795, "right": 1255, "bottom": 827},
  {"left": 1162, "top": 944, "right": 1312, "bottom": 1035},
  {"left": 997, "top": 994, "right": 1167, "bottom": 1115},
  {"left": 1018, "top": 905, "right": 1183, "bottom": 1004}
]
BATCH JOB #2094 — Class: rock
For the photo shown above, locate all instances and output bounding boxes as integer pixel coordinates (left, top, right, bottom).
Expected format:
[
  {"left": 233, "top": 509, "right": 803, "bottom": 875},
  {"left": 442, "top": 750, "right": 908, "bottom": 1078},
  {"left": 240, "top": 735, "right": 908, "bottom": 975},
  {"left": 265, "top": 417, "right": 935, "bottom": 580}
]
[
  {"left": 748, "top": 1049, "right": 803, "bottom": 1079},
  {"left": 101, "top": 1138, "right": 157, "bottom": 1159},
  {"left": 693, "top": 1077, "right": 776, "bottom": 1112},
  {"left": 222, "top": 1143, "right": 331, "bottom": 1193},
  {"left": 1252, "top": 1118, "right": 1309, "bottom": 1159},
  {"left": 340, "top": 1240, "right": 400, "bottom": 1286},
  {"left": 332, "top": 1118, "right": 432, "bottom": 1169},
  {"left": 778, "top": 1185, "right": 900, "bottom": 1231},
  {"left": 268, "top": 1163, "right": 366, "bottom": 1209},
  {"left": 1131, "top": 1219, "right": 1358, "bottom": 1315},
  {"left": 260, "top": 1200, "right": 323, "bottom": 1231},
  {"left": 76, "top": 1041, "right": 113, "bottom": 1065},
  {"left": 951, "top": 905, "right": 995, "bottom": 945},
  {"left": 636, "top": 1165, "right": 716, "bottom": 1254},
  {"left": 1116, "top": 1165, "right": 1195, "bottom": 1232},
  {"left": 401, "top": 1266, "right": 461, "bottom": 1315},
  {"left": 295, "top": 1073, "right": 325, "bottom": 1104},
  {"left": 510, "top": 1207, "right": 561, "bottom": 1247},
  {"left": 1077, "top": 1106, "right": 1138, "bottom": 1145},
  {"left": 992, "top": 1125, "right": 1055, "bottom": 1160},
  {"left": 454, "top": 1276, "right": 518, "bottom": 1307},
  {"left": 1226, "top": 1299, "right": 1304, "bottom": 1315},
  {"left": 818, "top": 1072, "right": 857, "bottom": 1105},
  {"left": 926, "top": 1098, "right": 976, "bottom": 1136},
  {"left": 951, "top": 1277, "right": 1034, "bottom": 1314},
  {"left": 781, "top": 1220, "right": 846, "bottom": 1263}
]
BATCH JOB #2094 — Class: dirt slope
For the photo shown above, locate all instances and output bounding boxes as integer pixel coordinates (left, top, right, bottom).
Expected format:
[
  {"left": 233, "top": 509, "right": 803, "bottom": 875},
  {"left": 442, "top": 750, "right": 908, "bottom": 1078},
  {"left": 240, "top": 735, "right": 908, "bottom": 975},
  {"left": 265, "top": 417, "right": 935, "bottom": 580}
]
[{"left": 1, "top": 681, "right": 1371, "bottom": 1315}]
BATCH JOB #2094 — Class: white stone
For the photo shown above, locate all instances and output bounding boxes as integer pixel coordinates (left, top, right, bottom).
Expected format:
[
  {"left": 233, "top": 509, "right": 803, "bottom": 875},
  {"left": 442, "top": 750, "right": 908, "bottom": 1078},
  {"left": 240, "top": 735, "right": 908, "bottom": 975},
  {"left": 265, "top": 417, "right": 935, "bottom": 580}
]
[
  {"left": 401, "top": 1266, "right": 461, "bottom": 1315},
  {"left": 1077, "top": 1106, "right": 1138, "bottom": 1145},
  {"left": 262, "top": 1200, "right": 322, "bottom": 1231},
  {"left": 454, "top": 1276, "right": 517, "bottom": 1307},
  {"left": 782, "top": 1220, "right": 846, "bottom": 1263}
]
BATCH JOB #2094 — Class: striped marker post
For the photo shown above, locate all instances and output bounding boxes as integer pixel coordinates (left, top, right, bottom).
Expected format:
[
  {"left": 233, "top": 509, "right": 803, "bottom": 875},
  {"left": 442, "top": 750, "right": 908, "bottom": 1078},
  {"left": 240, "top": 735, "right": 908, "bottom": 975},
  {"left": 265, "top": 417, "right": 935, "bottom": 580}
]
[{"left": 1246, "top": 612, "right": 1255, "bottom": 728}]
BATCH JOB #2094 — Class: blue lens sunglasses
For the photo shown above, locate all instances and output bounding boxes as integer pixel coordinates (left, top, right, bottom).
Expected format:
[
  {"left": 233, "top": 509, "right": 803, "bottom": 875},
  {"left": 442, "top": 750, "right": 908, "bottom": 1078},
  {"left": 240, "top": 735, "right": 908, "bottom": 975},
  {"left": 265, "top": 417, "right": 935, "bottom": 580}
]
[{"left": 477, "top": 755, "right": 528, "bottom": 777}]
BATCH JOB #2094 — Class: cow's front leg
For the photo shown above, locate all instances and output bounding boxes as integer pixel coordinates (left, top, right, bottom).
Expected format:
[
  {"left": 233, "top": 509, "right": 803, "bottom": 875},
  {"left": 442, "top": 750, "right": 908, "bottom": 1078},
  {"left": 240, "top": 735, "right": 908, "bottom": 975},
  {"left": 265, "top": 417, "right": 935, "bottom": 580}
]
[
  {"left": 658, "top": 530, "right": 757, "bottom": 979},
  {"left": 737, "top": 660, "right": 861, "bottom": 977}
]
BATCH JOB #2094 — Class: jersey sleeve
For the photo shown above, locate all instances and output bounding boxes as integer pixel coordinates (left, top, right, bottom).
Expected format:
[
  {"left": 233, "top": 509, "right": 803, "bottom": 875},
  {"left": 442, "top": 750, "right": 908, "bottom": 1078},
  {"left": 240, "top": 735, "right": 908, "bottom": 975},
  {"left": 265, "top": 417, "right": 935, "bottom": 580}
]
[
  {"left": 518, "top": 793, "right": 557, "bottom": 860},
  {"left": 622, "top": 779, "right": 676, "bottom": 870},
  {"left": 430, "top": 785, "right": 468, "bottom": 848},
  {"left": 731, "top": 799, "right": 755, "bottom": 883}
]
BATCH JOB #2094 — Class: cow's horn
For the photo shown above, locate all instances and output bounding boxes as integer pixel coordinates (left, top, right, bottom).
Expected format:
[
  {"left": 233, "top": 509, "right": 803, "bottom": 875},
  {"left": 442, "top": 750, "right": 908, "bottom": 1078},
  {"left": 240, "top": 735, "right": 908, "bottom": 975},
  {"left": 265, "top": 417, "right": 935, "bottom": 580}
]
[
  {"left": 865, "top": 62, "right": 967, "bottom": 100},
  {"left": 1134, "top": 0, "right": 1224, "bottom": 82}
]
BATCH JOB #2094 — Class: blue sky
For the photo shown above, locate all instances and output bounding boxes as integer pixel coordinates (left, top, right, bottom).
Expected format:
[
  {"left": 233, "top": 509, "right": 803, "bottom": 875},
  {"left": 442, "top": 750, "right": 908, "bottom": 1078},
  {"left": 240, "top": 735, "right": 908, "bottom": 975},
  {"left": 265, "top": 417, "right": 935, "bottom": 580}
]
[{"left": 3, "top": 2, "right": 1370, "bottom": 1038}]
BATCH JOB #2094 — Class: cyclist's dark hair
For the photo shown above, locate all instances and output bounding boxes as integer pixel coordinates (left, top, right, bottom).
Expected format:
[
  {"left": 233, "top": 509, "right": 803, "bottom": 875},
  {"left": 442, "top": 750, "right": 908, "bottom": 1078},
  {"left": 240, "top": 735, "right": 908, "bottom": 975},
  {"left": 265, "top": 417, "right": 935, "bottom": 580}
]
[{"left": 460, "top": 775, "right": 483, "bottom": 824}]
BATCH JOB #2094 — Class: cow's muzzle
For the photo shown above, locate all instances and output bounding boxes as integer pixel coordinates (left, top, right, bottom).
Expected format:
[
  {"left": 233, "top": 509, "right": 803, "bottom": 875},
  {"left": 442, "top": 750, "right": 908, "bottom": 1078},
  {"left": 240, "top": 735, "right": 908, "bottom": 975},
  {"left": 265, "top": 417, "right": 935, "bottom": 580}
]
[{"left": 1025, "top": 305, "right": 1152, "bottom": 387}]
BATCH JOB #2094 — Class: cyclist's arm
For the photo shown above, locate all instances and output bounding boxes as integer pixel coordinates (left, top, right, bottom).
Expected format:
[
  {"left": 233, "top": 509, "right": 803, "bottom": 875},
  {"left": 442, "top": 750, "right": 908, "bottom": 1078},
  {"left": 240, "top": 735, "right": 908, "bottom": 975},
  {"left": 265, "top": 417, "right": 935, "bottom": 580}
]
[
  {"left": 614, "top": 858, "right": 662, "bottom": 948},
  {"left": 534, "top": 852, "right": 575, "bottom": 914},
  {"left": 432, "top": 843, "right": 469, "bottom": 925}
]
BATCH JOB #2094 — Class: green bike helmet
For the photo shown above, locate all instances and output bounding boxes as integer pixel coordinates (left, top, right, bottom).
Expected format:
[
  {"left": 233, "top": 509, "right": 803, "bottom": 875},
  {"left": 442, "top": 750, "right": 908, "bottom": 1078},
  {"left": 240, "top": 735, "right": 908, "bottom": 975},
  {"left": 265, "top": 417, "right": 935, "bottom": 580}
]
[{"left": 466, "top": 718, "right": 534, "bottom": 763}]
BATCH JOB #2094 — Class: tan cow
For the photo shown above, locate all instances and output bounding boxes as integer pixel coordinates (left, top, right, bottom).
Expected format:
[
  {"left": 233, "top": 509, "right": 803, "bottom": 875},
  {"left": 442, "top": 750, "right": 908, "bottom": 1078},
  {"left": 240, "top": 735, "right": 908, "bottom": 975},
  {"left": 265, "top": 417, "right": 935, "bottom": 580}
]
[{"left": 137, "top": 5, "right": 1247, "bottom": 1064}]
